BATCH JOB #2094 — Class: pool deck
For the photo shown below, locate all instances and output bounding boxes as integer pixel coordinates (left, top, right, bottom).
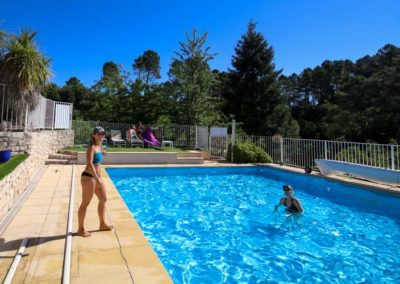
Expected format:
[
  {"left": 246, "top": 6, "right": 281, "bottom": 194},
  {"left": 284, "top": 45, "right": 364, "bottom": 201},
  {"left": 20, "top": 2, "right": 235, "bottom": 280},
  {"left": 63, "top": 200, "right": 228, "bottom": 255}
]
[
  {"left": 0, "top": 162, "right": 399, "bottom": 283},
  {"left": 0, "top": 164, "right": 172, "bottom": 283}
]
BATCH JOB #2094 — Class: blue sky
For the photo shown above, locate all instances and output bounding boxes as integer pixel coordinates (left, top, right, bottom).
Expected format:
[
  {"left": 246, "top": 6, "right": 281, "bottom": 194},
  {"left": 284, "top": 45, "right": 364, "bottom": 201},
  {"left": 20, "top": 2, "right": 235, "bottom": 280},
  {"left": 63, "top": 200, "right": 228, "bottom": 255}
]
[{"left": 1, "top": 0, "right": 399, "bottom": 86}]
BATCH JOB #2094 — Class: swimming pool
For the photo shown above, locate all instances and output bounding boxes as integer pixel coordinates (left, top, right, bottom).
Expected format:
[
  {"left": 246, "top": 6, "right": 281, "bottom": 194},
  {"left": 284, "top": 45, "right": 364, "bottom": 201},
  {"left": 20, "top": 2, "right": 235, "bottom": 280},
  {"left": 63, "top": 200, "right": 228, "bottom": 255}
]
[{"left": 107, "top": 166, "right": 400, "bottom": 283}]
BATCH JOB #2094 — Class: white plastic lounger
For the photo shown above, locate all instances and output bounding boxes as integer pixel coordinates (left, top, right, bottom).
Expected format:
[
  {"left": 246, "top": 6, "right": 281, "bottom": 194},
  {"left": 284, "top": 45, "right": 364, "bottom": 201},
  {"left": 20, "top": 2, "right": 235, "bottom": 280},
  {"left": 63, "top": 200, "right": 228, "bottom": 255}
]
[
  {"left": 129, "top": 135, "right": 144, "bottom": 147},
  {"left": 110, "top": 130, "right": 126, "bottom": 147}
]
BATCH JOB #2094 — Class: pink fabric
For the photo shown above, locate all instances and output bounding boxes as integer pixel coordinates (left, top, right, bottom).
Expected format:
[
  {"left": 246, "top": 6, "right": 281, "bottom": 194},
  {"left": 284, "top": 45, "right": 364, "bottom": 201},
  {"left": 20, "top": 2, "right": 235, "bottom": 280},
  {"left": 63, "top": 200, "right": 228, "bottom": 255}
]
[{"left": 142, "top": 127, "right": 161, "bottom": 146}]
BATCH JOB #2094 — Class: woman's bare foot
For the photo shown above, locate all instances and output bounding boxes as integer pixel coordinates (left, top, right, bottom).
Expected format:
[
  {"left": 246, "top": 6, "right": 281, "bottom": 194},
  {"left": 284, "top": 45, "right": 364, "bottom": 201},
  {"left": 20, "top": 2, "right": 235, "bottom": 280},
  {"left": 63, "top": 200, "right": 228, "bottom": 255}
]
[
  {"left": 78, "top": 228, "right": 91, "bottom": 237},
  {"left": 99, "top": 223, "right": 114, "bottom": 231},
  {"left": 78, "top": 229, "right": 91, "bottom": 238}
]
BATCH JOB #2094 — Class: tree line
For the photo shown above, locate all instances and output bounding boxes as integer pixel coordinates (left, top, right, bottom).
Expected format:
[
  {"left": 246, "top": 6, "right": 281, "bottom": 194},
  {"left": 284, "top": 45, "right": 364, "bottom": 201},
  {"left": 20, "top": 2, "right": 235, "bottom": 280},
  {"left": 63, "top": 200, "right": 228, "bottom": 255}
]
[{"left": 7, "top": 21, "right": 395, "bottom": 144}]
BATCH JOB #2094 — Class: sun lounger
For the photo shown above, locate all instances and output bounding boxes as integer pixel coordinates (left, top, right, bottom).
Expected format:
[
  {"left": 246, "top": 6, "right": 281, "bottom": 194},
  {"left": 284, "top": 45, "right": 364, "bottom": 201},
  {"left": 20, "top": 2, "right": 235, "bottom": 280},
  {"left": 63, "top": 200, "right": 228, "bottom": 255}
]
[
  {"left": 110, "top": 130, "right": 126, "bottom": 147},
  {"left": 128, "top": 132, "right": 144, "bottom": 147}
]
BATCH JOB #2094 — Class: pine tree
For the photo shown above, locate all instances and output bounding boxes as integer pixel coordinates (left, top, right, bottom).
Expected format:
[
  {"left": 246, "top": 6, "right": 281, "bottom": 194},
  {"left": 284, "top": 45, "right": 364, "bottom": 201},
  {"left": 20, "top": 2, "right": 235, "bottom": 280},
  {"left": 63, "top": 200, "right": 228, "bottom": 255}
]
[
  {"left": 224, "top": 21, "right": 299, "bottom": 136},
  {"left": 168, "top": 28, "right": 221, "bottom": 125},
  {"left": 132, "top": 50, "right": 161, "bottom": 84}
]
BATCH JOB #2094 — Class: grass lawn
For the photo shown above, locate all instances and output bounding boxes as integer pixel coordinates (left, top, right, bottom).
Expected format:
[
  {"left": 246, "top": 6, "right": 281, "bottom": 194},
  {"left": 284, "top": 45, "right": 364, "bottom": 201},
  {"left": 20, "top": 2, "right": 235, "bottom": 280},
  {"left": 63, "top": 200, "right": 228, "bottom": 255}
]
[
  {"left": 0, "top": 154, "right": 29, "bottom": 180},
  {"left": 64, "top": 146, "right": 185, "bottom": 153}
]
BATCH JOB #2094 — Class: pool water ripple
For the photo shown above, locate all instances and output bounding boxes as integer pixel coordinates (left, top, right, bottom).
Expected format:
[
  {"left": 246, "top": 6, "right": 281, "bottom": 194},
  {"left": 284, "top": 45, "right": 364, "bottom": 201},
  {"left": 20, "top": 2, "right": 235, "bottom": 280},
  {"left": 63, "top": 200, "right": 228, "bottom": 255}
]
[{"left": 108, "top": 167, "right": 400, "bottom": 284}]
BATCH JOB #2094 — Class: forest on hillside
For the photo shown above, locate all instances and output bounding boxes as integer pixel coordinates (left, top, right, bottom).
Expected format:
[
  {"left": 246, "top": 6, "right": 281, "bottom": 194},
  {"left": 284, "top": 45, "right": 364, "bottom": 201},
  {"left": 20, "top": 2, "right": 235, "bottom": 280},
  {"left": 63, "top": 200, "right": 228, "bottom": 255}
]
[{"left": 42, "top": 22, "right": 400, "bottom": 144}]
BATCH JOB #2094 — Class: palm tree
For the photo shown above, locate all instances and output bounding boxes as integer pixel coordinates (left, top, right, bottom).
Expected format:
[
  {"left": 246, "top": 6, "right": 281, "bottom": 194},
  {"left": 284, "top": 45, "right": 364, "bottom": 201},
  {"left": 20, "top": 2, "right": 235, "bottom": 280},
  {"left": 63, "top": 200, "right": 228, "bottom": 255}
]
[
  {"left": 0, "top": 25, "right": 8, "bottom": 59},
  {"left": 0, "top": 29, "right": 52, "bottom": 109}
]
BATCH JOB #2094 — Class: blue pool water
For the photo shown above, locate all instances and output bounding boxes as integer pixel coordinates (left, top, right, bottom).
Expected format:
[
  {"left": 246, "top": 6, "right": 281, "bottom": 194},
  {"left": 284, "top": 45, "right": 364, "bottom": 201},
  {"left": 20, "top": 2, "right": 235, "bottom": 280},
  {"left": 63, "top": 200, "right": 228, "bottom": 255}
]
[{"left": 107, "top": 166, "right": 400, "bottom": 283}]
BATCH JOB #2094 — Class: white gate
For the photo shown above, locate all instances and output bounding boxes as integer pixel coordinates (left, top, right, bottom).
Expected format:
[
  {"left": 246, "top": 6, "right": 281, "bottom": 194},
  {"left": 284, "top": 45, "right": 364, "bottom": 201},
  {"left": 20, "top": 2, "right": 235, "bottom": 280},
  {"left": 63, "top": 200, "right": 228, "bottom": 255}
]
[
  {"left": 26, "top": 96, "right": 73, "bottom": 130},
  {"left": 209, "top": 127, "right": 229, "bottom": 159},
  {"left": 54, "top": 102, "right": 73, "bottom": 129},
  {"left": 196, "top": 126, "right": 209, "bottom": 149},
  {"left": 26, "top": 96, "right": 47, "bottom": 129}
]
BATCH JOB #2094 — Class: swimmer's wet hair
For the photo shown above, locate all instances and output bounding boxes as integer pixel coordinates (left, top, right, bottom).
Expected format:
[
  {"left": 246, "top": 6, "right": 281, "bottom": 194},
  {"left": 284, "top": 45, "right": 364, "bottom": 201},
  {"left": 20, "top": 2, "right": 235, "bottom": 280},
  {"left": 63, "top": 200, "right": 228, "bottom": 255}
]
[{"left": 283, "top": 185, "right": 293, "bottom": 191}]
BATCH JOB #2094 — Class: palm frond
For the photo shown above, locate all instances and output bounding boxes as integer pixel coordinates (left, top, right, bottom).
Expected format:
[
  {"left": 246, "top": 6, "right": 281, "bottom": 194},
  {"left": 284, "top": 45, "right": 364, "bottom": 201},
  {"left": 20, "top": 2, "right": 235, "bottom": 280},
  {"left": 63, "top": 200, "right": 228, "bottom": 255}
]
[{"left": 0, "top": 29, "right": 52, "bottom": 107}]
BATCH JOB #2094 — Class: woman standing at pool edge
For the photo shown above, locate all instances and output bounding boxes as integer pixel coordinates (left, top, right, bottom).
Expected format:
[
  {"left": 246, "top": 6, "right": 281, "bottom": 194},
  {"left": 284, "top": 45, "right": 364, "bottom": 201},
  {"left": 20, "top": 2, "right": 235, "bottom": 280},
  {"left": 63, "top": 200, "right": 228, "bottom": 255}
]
[
  {"left": 275, "top": 185, "right": 304, "bottom": 213},
  {"left": 78, "top": 126, "right": 113, "bottom": 237}
]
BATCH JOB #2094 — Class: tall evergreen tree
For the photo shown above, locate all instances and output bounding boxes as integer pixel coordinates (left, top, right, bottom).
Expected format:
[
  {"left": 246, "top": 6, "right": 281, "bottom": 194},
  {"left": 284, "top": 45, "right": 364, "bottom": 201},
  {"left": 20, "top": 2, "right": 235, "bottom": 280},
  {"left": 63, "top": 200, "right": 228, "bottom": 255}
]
[
  {"left": 132, "top": 50, "right": 161, "bottom": 84},
  {"left": 168, "top": 28, "right": 221, "bottom": 125},
  {"left": 90, "top": 61, "right": 128, "bottom": 122},
  {"left": 280, "top": 43, "right": 400, "bottom": 143},
  {"left": 224, "top": 21, "right": 299, "bottom": 136}
]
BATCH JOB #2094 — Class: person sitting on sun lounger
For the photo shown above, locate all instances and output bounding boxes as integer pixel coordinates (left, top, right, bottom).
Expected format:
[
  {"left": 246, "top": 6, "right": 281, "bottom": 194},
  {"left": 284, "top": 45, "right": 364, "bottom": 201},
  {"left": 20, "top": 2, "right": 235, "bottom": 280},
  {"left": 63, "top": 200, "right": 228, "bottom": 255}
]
[{"left": 127, "top": 125, "right": 141, "bottom": 142}]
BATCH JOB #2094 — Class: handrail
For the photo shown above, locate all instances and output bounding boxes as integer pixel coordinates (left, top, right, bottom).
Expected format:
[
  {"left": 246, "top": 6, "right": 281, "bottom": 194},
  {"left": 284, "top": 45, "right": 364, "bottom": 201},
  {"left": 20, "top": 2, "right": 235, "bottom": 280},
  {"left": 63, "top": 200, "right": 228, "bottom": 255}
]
[
  {"left": 3, "top": 238, "right": 29, "bottom": 284},
  {"left": 62, "top": 164, "right": 75, "bottom": 284}
]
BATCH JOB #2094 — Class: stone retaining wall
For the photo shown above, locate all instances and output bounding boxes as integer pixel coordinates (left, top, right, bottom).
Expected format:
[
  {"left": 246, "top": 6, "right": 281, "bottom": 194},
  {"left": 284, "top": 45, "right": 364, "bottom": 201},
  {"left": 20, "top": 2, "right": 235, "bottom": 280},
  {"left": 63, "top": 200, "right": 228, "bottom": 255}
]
[{"left": 0, "top": 130, "right": 74, "bottom": 219}]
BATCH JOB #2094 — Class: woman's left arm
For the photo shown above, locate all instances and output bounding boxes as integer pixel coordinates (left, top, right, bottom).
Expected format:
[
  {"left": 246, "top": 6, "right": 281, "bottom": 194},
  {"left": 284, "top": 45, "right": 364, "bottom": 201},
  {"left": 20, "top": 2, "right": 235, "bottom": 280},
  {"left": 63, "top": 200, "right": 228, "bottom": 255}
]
[
  {"left": 101, "top": 146, "right": 107, "bottom": 156},
  {"left": 294, "top": 199, "right": 304, "bottom": 213}
]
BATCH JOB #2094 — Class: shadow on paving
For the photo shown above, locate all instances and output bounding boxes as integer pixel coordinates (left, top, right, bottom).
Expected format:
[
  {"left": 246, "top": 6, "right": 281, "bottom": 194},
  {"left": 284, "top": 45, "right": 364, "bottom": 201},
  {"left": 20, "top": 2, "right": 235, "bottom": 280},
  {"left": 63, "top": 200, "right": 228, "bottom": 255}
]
[{"left": 0, "top": 227, "right": 110, "bottom": 258}]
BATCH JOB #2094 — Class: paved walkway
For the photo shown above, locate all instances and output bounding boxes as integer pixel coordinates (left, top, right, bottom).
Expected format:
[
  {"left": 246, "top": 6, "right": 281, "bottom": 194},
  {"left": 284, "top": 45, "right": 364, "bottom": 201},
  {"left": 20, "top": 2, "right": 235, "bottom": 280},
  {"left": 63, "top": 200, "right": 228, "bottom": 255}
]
[
  {"left": 0, "top": 165, "right": 71, "bottom": 283},
  {"left": 0, "top": 165, "right": 172, "bottom": 283}
]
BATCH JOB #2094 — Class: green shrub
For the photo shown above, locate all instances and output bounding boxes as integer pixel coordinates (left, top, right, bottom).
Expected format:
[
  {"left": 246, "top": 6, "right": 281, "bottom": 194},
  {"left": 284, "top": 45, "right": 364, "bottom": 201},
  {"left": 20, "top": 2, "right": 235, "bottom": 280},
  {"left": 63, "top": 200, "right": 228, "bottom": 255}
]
[
  {"left": 233, "top": 142, "right": 257, "bottom": 163},
  {"left": 253, "top": 146, "right": 273, "bottom": 163},
  {"left": 227, "top": 142, "right": 272, "bottom": 163}
]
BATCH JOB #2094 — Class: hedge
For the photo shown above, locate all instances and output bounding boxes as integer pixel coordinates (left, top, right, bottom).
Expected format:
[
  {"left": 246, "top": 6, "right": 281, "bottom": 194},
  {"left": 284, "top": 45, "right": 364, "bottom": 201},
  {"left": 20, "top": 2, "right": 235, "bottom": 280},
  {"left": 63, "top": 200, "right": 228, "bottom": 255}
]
[{"left": 227, "top": 142, "right": 272, "bottom": 163}]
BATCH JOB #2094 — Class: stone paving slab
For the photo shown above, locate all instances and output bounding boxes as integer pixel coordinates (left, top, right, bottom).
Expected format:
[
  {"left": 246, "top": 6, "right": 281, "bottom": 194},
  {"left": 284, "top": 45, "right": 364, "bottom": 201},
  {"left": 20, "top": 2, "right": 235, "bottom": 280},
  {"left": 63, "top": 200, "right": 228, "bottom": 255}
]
[
  {"left": 0, "top": 164, "right": 71, "bottom": 283},
  {"left": 71, "top": 165, "right": 172, "bottom": 284}
]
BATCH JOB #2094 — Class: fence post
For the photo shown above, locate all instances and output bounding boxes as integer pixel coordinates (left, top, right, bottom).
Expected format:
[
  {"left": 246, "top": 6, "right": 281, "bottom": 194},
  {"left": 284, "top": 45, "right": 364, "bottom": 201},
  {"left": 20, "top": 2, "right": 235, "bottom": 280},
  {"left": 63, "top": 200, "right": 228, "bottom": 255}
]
[
  {"left": 24, "top": 104, "right": 29, "bottom": 132},
  {"left": 1, "top": 84, "right": 5, "bottom": 125},
  {"left": 195, "top": 125, "right": 198, "bottom": 149},
  {"left": 208, "top": 131, "right": 211, "bottom": 156},
  {"left": 391, "top": 144, "right": 395, "bottom": 170},
  {"left": 69, "top": 103, "right": 73, "bottom": 130},
  {"left": 231, "top": 119, "right": 236, "bottom": 162},
  {"left": 324, "top": 141, "right": 328, "bottom": 160},
  {"left": 52, "top": 101, "right": 55, "bottom": 130},
  {"left": 280, "top": 138, "right": 284, "bottom": 164}
]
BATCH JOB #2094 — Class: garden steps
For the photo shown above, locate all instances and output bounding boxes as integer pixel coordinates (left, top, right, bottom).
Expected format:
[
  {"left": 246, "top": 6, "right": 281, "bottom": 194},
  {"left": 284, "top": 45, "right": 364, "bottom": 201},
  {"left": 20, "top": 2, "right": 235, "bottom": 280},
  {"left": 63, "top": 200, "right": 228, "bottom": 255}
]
[
  {"left": 45, "top": 159, "right": 72, "bottom": 165},
  {"left": 46, "top": 151, "right": 77, "bottom": 165},
  {"left": 176, "top": 156, "right": 204, "bottom": 164},
  {"left": 176, "top": 151, "right": 204, "bottom": 164},
  {"left": 48, "top": 153, "right": 77, "bottom": 160},
  {"left": 176, "top": 151, "right": 202, "bottom": 158},
  {"left": 57, "top": 149, "right": 78, "bottom": 156}
]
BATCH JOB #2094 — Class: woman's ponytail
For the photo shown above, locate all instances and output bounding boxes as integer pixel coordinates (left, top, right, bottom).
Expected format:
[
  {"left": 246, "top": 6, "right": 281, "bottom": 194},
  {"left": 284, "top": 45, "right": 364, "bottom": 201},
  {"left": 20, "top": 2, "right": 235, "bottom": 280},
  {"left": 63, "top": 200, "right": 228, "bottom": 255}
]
[{"left": 90, "top": 134, "right": 96, "bottom": 145}]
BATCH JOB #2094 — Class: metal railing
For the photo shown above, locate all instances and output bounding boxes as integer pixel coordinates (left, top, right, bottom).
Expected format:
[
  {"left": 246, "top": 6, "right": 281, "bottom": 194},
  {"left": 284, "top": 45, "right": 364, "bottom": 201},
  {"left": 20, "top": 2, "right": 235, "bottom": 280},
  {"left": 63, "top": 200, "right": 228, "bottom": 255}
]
[
  {"left": 0, "top": 83, "right": 27, "bottom": 131},
  {"left": 210, "top": 134, "right": 400, "bottom": 171},
  {"left": 0, "top": 85, "right": 72, "bottom": 131},
  {"left": 210, "top": 136, "right": 230, "bottom": 159},
  {"left": 72, "top": 119, "right": 400, "bottom": 171},
  {"left": 282, "top": 138, "right": 400, "bottom": 171},
  {"left": 236, "top": 135, "right": 281, "bottom": 163},
  {"left": 73, "top": 120, "right": 200, "bottom": 148}
]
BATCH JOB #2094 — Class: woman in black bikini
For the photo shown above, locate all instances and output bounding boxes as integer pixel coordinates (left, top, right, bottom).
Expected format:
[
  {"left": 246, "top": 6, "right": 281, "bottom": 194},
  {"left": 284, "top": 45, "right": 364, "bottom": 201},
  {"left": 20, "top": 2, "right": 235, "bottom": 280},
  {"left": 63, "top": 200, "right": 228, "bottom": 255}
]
[
  {"left": 275, "top": 185, "right": 304, "bottom": 213},
  {"left": 78, "top": 126, "right": 113, "bottom": 237}
]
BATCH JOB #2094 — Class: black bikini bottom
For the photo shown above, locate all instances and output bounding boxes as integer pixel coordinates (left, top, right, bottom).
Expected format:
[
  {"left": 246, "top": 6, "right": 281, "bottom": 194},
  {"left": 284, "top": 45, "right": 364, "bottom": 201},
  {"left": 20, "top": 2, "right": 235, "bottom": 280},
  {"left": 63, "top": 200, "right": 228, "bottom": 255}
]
[{"left": 81, "top": 171, "right": 94, "bottom": 178}]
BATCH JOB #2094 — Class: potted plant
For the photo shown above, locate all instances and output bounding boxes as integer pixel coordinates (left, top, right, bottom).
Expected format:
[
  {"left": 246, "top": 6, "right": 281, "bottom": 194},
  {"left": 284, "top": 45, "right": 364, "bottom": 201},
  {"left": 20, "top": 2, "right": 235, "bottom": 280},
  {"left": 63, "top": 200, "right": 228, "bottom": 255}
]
[{"left": 0, "top": 148, "right": 11, "bottom": 163}]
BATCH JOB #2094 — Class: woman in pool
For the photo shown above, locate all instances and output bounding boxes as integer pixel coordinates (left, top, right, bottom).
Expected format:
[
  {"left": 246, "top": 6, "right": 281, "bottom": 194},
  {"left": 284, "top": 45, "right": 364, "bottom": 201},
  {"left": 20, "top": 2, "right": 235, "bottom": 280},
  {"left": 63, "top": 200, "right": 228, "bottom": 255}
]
[
  {"left": 78, "top": 126, "right": 113, "bottom": 237},
  {"left": 275, "top": 185, "right": 304, "bottom": 213}
]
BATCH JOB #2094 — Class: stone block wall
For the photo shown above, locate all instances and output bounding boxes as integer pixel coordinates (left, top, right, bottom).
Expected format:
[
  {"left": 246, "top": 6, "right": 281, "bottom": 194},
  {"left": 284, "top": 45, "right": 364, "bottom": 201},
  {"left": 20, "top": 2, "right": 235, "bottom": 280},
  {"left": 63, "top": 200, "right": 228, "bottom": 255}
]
[{"left": 0, "top": 130, "right": 74, "bottom": 219}]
